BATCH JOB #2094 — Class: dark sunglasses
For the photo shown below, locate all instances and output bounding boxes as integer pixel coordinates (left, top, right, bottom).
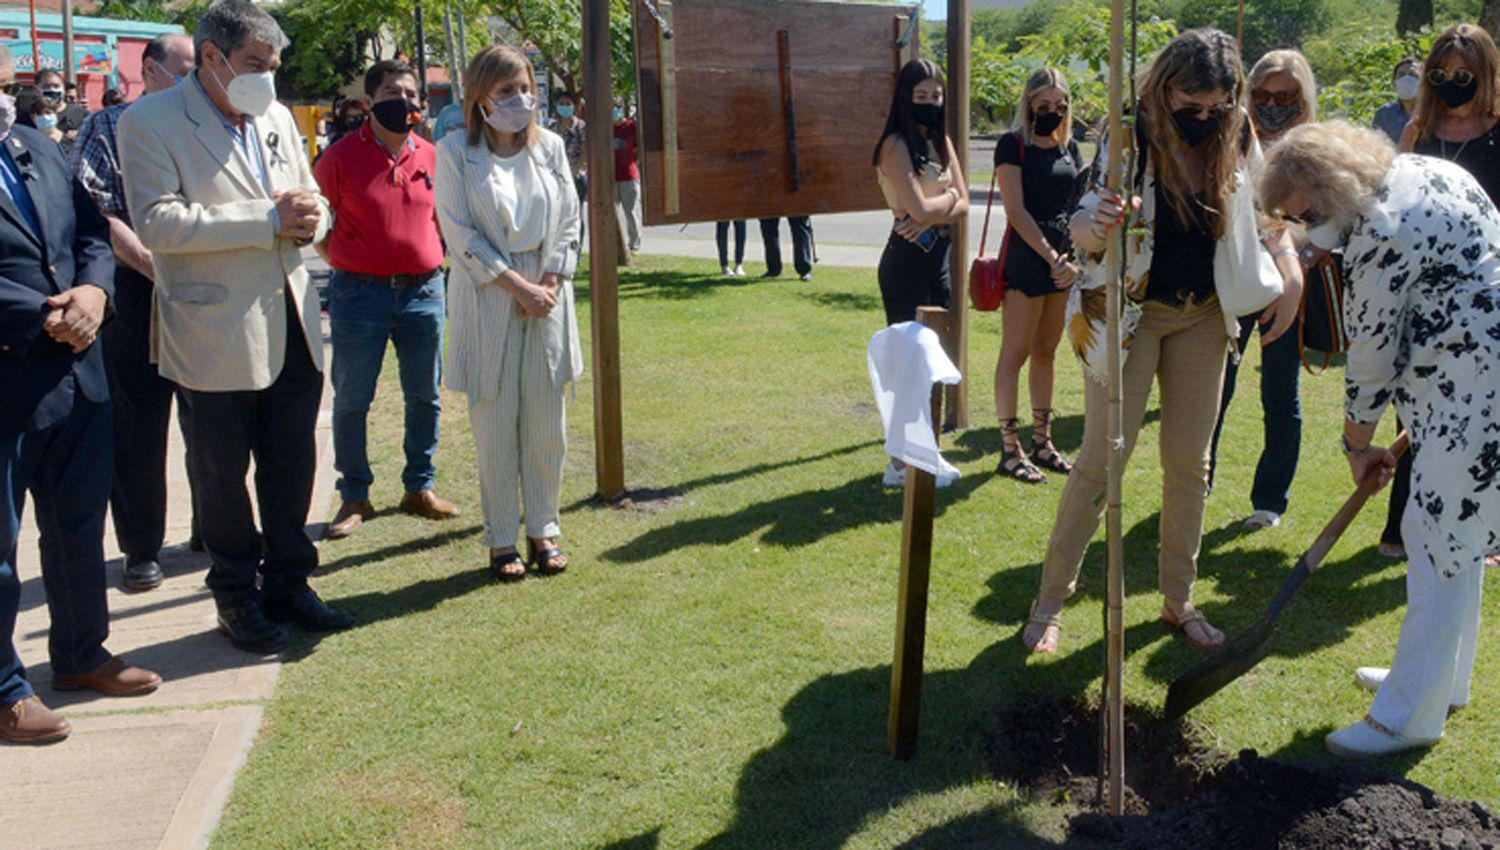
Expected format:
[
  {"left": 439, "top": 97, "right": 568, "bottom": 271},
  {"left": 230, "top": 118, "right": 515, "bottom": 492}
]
[
  {"left": 1280, "top": 209, "right": 1323, "bottom": 227},
  {"left": 1251, "top": 89, "right": 1299, "bottom": 107},
  {"left": 1427, "top": 67, "right": 1476, "bottom": 87},
  {"left": 1033, "top": 102, "right": 1069, "bottom": 117},
  {"left": 1172, "top": 101, "right": 1235, "bottom": 120}
]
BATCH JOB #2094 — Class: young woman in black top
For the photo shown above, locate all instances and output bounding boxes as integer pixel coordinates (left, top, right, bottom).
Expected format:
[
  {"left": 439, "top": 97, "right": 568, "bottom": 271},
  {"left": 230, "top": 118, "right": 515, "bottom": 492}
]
[
  {"left": 1387, "top": 23, "right": 1500, "bottom": 561},
  {"left": 992, "top": 67, "right": 1086, "bottom": 483}
]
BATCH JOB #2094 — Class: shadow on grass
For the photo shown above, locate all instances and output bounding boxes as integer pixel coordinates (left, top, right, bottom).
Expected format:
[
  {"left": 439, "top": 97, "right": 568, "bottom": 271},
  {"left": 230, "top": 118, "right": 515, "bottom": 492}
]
[
  {"left": 798, "top": 290, "right": 883, "bottom": 313},
  {"left": 601, "top": 828, "right": 662, "bottom": 850},
  {"left": 601, "top": 471, "right": 986, "bottom": 564},
  {"left": 610, "top": 268, "right": 753, "bottom": 302},
  {"left": 946, "top": 407, "right": 1162, "bottom": 464},
  {"left": 316, "top": 523, "right": 485, "bottom": 577}
]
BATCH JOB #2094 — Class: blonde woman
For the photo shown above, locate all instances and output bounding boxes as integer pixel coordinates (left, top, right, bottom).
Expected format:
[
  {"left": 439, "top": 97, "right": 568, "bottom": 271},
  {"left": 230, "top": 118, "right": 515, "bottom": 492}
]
[
  {"left": 1022, "top": 29, "right": 1304, "bottom": 653},
  {"left": 1261, "top": 122, "right": 1498, "bottom": 757},
  {"left": 1380, "top": 24, "right": 1500, "bottom": 560},
  {"left": 434, "top": 45, "right": 583, "bottom": 581},
  {"left": 991, "top": 67, "right": 1087, "bottom": 484},
  {"left": 1207, "top": 49, "right": 1318, "bottom": 531}
]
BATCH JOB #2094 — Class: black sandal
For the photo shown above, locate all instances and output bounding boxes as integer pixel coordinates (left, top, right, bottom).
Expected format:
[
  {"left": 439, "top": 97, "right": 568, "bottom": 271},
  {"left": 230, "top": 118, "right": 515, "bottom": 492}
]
[
  {"left": 489, "top": 550, "right": 526, "bottom": 582},
  {"left": 528, "top": 538, "right": 569, "bottom": 576},
  {"left": 997, "top": 418, "right": 1047, "bottom": 484},
  {"left": 1030, "top": 408, "right": 1073, "bottom": 475}
]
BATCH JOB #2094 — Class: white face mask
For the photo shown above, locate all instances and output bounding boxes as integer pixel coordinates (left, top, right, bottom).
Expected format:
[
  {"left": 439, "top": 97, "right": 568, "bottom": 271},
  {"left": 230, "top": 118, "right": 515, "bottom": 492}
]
[
  {"left": 1394, "top": 74, "right": 1421, "bottom": 101},
  {"left": 0, "top": 93, "right": 14, "bottom": 140},
  {"left": 210, "top": 53, "right": 276, "bottom": 117},
  {"left": 1306, "top": 218, "right": 1351, "bottom": 251},
  {"left": 484, "top": 93, "right": 536, "bottom": 134}
]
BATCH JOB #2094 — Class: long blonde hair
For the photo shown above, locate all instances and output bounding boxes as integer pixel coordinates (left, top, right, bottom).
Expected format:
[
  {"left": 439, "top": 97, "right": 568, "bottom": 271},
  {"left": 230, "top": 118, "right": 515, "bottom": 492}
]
[
  {"left": 1138, "top": 28, "right": 1247, "bottom": 238},
  {"left": 463, "top": 44, "right": 540, "bottom": 150},
  {"left": 1017, "top": 67, "right": 1072, "bottom": 146},
  {"left": 1411, "top": 24, "right": 1500, "bottom": 143},
  {"left": 1249, "top": 49, "right": 1318, "bottom": 126}
]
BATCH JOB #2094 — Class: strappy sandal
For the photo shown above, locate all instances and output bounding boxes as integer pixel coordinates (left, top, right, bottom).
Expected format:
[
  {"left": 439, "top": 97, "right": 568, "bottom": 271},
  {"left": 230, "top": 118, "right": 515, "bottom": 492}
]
[
  {"left": 1160, "top": 604, "right": 1224, "bottom": 650},
  {"left": 489, "top": 550, "right": 526, "bottom": 583},
  {"left": 528, "top": 538, "right": 569, "bottom": 576},
  {"left": 997, "top": 418, "right": 1047, "bottom": 484},
  {"left": 1022, "top": 599, "right": 1062, "bottom": 653},
  {"left": 1030, "top": 408, "right": 1073, "bottom": 475}
]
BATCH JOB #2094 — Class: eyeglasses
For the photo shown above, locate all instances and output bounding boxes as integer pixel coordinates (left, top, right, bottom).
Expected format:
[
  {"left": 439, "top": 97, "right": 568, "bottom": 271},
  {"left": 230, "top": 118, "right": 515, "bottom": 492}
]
[
  {"left": 1251, "top": 89, "right": 1299, "bottom": 107},
  {"left": 1171, "top": 101, "right": 1235, "bottom": 120},
  {"left": 1033, "top": 102, "right": 1069, "bottom": 116},
  {"left": 1427, "top": 67, "right": 1476, "bottom": 87},
  {"left": 1280, "top": 209, "right": 1323, "bottom": 227}
]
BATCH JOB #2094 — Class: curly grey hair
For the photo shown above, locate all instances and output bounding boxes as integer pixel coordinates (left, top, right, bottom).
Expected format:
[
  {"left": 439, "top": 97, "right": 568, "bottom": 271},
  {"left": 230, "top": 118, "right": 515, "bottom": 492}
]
[{"left": 194, "top": 0, "right": 288, "bottom": 64}]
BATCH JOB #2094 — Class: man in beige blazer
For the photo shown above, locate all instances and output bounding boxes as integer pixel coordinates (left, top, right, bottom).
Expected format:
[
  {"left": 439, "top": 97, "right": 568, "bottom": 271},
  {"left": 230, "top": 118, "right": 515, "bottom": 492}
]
[{"left": 118, "top": 0, "right": 353, "bottom": 655}]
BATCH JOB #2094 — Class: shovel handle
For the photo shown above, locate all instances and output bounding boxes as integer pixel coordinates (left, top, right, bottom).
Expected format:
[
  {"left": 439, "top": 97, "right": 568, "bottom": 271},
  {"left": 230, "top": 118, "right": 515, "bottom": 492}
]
[{"left": 1303, "top": 431, "right": 1410, "bottom": 576}]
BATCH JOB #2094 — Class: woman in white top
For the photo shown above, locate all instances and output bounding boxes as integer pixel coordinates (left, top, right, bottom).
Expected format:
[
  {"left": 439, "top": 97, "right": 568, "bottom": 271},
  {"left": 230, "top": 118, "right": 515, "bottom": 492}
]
[{"left": 435, "top": 45, "right": 584, "bottom": 581}]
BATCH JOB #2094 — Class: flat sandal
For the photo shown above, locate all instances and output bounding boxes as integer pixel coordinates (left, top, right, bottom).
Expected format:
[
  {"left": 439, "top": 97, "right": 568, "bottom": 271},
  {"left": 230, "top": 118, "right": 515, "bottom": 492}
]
[{"left": 1023, "top": 600, "right": 1062, "bottom": 653}]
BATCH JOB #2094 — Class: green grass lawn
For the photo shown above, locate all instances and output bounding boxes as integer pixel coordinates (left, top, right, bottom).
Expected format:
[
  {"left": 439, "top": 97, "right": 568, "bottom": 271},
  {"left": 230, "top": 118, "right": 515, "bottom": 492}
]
[{"left": 211, "top": 254, "right": 1499, "bottom": 849}]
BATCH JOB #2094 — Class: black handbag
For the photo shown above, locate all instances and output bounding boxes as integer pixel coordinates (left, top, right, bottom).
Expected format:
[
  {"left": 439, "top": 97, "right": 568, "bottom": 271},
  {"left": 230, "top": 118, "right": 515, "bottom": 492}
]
[{"left": 1299, "top": 251, "right": 1348, "bottom": 374}]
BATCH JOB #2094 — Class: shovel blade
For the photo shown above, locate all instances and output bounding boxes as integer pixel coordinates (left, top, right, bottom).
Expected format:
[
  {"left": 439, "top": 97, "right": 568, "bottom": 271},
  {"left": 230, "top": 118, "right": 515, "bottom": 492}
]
[{"left": 1164, "top": 616, "right": 1277, "bottom": 720}]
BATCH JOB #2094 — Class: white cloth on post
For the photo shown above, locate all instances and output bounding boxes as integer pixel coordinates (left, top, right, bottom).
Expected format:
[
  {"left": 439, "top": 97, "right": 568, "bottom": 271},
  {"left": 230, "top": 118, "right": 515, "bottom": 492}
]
[{"left": 867, "top": 322, "right": 962, "bottom": 476}]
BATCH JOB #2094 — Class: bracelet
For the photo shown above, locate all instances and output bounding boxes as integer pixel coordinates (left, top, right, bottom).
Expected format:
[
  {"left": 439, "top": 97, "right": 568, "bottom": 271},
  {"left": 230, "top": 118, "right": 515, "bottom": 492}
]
[
  {"left": 1340, "top": 434, "right": 1370, "bottom": 455},
  {"left": 1272, "top": 246, "right": 1298, "bottom": 261}
]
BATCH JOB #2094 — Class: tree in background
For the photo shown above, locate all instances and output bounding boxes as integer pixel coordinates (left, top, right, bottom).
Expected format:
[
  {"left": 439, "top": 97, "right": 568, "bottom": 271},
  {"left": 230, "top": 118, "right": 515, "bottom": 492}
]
[{"left": 1399, "top": 0, "right": 1436, "bottom": 34}]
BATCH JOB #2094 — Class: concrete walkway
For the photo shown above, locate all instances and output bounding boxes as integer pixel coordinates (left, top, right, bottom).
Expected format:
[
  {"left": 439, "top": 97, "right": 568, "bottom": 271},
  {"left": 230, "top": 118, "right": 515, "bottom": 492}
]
[{"left": 5, "top": 256, "right": 336, "bottom": 850}]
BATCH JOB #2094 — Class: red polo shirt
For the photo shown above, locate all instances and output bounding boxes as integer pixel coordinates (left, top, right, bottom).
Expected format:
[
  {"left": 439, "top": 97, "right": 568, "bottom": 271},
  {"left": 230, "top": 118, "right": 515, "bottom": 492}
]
[
  {"left": 314, "top": 124, "right": 444, "bottom": 276},
  {"left": 614, "top": 119, "right": 639, "bottom": 182}
]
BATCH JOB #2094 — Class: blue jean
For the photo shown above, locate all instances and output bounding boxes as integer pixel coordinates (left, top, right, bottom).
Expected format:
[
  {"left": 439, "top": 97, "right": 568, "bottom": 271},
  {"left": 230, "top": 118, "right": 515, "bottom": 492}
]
[
  {"left": 1, "top": 399, "right": 114, "bottom": 705},
  {"left": 1208, "top": 314, "right": 1302, "bottom": 515},
  {"left": 329, "top": 270, "right": 445, "bottom": 502}
]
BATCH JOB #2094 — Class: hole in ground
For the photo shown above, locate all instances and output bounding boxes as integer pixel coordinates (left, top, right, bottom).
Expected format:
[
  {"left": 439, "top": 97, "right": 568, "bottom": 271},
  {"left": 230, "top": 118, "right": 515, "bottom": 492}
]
[{"left": 984, "top": 695, "right": 1500, "bottom": 849}]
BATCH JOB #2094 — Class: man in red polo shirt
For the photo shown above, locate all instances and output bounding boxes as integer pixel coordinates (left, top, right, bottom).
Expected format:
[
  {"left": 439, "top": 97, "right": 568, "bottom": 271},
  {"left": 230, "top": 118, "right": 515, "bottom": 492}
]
[{"left": 314, "top": 59, "right": 460, "bottom": 539}]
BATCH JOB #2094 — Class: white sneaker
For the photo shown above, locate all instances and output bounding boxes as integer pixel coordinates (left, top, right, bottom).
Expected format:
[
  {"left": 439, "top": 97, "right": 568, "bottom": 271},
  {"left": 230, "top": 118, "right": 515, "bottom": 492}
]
[
  {"left": 1354, "top": 666, "right": 1388, "bottom": 693},
  {"left": 936, "top": 458, "right": 960, "bottom": 488},
  {"left": 799, "top": 272, "right": 813, "bottom": 282},
  {"left": 733, "top": 264, "right": 746, "bottom": 277},
  {"left": 882, "top": 462, "right": 905, "bottom": 488},
  {"left": 721, "top": 266, "right": 734, "bottom": 277},
  {"left": 1243, "top": 510, "right": 1281, "bottom": 531},
  {"left": 1325, "top": 717, "right": 1436, "bottom": 758}
]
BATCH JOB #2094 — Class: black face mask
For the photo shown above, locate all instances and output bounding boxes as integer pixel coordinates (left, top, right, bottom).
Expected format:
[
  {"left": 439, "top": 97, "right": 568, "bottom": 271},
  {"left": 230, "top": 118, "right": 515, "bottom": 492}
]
[
  {"left": 370, "top": 98, "right": 418, "bottom": 134},
  {"left": 912, "top": 102, "right": 943, "bottom": 130},
  {"left": 1253, "top": 102, "right": 1302, "bottom": 135},
  {"left": 1436, "top": 78, "right": 1479, "bottom": 109},
  {"left": 1031, "top": 111, "right": 1064, "bottom": 137},
  {"left": 1173, "top": 111, "right": 1223, "bottom": 148}
]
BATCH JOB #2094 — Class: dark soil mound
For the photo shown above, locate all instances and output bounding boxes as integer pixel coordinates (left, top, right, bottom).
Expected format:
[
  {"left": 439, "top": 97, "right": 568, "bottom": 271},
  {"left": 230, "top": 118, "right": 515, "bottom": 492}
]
[{"left": 985, "top": 696, "right": 1500, "bottom": 850}]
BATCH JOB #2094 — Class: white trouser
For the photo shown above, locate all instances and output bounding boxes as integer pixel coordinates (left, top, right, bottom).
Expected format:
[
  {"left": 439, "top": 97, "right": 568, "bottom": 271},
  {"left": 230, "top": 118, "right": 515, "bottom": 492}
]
[
  {"left": 468, "top": 284, "right": 568, "bottom": 550},
  {"left": 616, "top": 179, "right": 642, "bottom": 250},
  {"left": 1368, "top": 503, "right": 1484, "bottom": 740}
]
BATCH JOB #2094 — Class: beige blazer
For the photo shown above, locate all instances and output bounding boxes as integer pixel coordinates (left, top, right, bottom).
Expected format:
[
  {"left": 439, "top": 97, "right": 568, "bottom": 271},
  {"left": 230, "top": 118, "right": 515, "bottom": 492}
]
[
  {"left": 117, "top": 76, "right": 330, "bottom": 392},
  {"left": 435, "top": 127, "right": 583, "bottom": 399}
]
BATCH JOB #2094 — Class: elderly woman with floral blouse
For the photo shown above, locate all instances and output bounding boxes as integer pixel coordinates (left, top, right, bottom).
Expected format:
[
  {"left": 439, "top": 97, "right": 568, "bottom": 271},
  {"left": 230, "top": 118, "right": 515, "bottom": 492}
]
[{"left": 1260, "top": 121, "right": 1500, "bottom": 757}]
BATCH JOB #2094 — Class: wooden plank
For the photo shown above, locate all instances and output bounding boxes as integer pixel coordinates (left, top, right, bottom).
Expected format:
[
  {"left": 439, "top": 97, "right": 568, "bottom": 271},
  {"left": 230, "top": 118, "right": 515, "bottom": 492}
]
[
  {"left": 659, "top": 0, "right": 680, "bottom": 216},
  {"left": 584, "top": 0, "right": 626, "bottom": 501},
  {"left": 634, "top": 0, "right": 918, "bottom": 225},
  {"left": 776, "top": 30, "right": 800, "bottom": 192},
  {"left": 944, "top": 0, "right": 971, "bottom": 431},
  {"left": 888, "top": 306, "right": 948, "bottom": 760}
]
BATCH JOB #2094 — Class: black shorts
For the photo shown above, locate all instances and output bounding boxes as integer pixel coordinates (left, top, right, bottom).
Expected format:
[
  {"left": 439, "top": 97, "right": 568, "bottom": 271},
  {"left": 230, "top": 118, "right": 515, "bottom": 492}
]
[
  {"left": 1002, "top": 228, "right": 1069, "bottom": 299},
  {"left": 877, "top": 230, "right": 951, "bottom": 324}
]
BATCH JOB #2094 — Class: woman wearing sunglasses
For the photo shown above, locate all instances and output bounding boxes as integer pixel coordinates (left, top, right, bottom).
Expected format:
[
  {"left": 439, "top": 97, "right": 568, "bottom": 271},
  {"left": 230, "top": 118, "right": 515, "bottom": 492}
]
[
  {"left": 1022, "top": 29, "right": 1303, "bottom": 654},
  {"left": 1206, "top": 49, "right": 1318, "bottom": 533},
  {"left": 1380, "top": 24, "right": 1500, "bottom": 561},
  {"left": 1261, "top": 121, "right": 1499, "bottom": 757},
  {"left": 990, "top": 67, "right": 1087, "bottom": 485}
]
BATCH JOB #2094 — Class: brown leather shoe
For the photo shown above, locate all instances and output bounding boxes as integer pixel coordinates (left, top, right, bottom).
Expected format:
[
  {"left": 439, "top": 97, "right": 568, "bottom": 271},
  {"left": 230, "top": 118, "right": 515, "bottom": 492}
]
[
  {"left": 1, "top": 696, "right": 71, "bottom": 744},
  {"left": 52, "top": 656, "right": 162, "bottom": 697},
  {"left": 400, "top": 489, "right": 460, "bottom": 520},
  {"left": 326, "top": 499, "right": 373, "bottom": 539}
]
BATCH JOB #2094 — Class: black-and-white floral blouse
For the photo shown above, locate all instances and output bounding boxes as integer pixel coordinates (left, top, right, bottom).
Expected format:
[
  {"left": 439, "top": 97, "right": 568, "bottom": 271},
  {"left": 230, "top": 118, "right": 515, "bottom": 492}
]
[{"left": 1342, "top": 154, "right": 1500, "bottom": 579}]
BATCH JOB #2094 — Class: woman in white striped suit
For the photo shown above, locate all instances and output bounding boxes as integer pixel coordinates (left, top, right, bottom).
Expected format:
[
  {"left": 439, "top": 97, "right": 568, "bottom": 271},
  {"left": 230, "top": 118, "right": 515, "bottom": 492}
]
[{"left": 435, "top": 44, "right": 584, "bottom": 581}]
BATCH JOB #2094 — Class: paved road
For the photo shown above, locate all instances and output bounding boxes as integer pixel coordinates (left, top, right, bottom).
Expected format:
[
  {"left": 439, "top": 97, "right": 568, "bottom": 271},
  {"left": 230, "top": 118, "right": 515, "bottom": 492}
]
[{"left": 639, "top": 137, "right": 1004, "bottom": 270}]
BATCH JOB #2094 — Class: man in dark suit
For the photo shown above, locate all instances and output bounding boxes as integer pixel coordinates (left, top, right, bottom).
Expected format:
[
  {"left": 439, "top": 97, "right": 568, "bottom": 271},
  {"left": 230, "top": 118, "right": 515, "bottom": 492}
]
[{"left": 0, "top": 45, "right": 160, "bottom": 745}]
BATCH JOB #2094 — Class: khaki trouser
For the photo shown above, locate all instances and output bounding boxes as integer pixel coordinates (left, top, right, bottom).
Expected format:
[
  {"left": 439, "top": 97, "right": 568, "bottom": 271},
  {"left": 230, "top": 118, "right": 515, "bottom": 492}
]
[{"left": 1039, "top": 297, "right": 1231, "bottom": 608}]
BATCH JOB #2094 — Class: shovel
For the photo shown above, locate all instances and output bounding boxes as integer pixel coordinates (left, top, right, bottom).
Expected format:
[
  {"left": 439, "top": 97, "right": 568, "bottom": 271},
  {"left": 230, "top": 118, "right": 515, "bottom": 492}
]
[{"left": 1164, "top": 431, "right": 1410, "bottom": 720}]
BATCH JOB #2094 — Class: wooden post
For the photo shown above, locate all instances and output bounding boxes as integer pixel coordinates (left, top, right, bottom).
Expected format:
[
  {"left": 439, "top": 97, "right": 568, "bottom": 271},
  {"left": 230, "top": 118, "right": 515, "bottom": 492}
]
[
  {"left": 943, "top": 0, "right": 971, "bottom": 431},
  {"left": 889, "top": 306, "right": 948, "bottom": 760},
  {"left": 583, "top": 0, "right": 627, "bottom": 501},
  {"left": 1102, "top": 0, "right": 1128, "bottom": 817}
]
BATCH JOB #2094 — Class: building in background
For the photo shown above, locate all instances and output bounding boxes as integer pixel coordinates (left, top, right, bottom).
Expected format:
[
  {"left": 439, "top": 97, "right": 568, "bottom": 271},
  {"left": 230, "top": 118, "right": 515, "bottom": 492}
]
[{"left": 0, "top": 10, "right": 184, "bottom": 109}]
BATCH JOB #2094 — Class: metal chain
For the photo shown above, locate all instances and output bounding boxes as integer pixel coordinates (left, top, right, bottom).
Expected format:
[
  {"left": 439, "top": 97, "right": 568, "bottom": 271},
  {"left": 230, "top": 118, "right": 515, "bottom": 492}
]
[
  {"left": 897, "top": 6, "right": 921, "bottom": 48},
  {"left": 639, "top": 0, "right": 675, "bottom": 39}
]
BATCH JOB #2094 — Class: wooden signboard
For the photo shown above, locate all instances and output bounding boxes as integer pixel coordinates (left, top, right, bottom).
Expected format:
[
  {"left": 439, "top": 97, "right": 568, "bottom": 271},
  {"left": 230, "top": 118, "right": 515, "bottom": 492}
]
[{"left": 634, "top": 0, "right": 919, "bottom": 225}]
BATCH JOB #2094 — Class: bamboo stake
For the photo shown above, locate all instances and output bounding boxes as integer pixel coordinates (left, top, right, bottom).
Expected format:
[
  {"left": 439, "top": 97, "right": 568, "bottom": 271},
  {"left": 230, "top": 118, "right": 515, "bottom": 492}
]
[{"left": 1103, "top": 0, "right": 1128, "bottom": 817}]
